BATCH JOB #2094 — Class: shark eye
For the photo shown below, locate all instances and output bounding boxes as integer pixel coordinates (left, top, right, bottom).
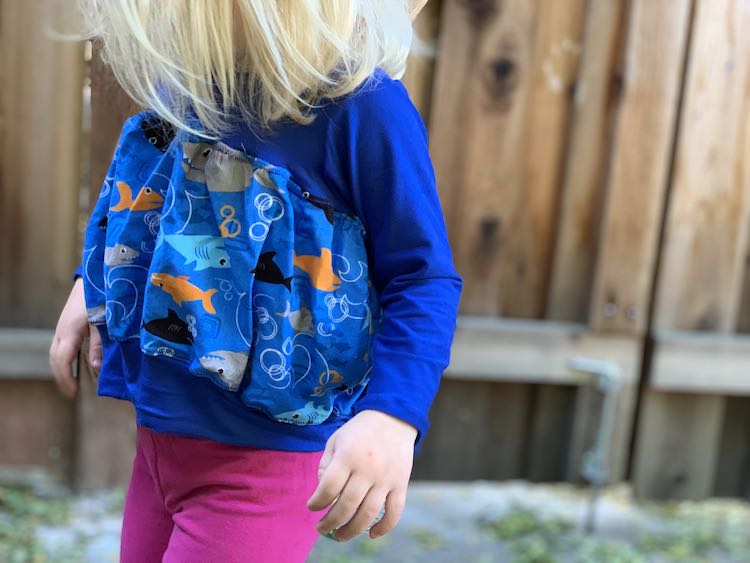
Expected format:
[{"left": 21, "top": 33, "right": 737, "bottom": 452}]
[
  {"left": 217, "top": 368, "right": 224, "bottom": 374},
  {"left": 292, "top": 413, "right": 300, "bottom": 419},
  {"left": 219, "top": 258, "right": 227, "bottom": 266},
  {"left": 120, "top": 248, "right": 126, "bottom": 253},
  {"left": 203, "top": 149, "right": 211, "bottom": 158}
]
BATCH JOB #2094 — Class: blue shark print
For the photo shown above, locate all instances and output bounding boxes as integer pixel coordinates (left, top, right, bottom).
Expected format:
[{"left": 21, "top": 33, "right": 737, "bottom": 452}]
[
  {"left": 163, "top": 234, "right": 231, "bottom": 271},
  {"left": 274, "top": 401, "right": 333, "bottom": 425}
]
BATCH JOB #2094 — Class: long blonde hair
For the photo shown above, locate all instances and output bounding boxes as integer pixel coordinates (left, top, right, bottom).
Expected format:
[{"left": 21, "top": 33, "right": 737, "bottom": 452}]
[{"left": 78, "top": 0, "right": 425, "bottom": 136}]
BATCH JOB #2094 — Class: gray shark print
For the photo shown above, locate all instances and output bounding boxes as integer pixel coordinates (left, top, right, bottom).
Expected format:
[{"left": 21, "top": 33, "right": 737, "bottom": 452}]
[
  {"left": 199, "top": 350, "right": 249, "bottom": 390},
  {"left": 104, "top": 243, "right": 139, "bottom": 267}
]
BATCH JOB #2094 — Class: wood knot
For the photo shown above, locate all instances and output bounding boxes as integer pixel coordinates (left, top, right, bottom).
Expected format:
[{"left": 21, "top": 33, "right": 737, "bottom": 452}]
[
  {"left": 457, "top": 0, "right": 499, "bottom": 30},
  {"left": 479, "top": 216, "right": 501, "bottom": 245},
  {"left": 474, "top": 216, "right": 502, "bottom": 275},
  {"left": 483, "top": 40, "right": 520, "bottom": 110},
  {"left": 491, "top": 58, "right": 516, "bottom": 82},
  {"left": 611, "top": 73, "right": 624, "bottom": 104}
]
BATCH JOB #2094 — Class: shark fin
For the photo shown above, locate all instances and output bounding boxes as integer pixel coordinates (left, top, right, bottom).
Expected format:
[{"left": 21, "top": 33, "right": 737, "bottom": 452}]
[
  {"left": 110, "top": 181, "right": 133, "bottom": 211},
  {"left": 203, "top": 289, "right": 218, "bottom": 315}
]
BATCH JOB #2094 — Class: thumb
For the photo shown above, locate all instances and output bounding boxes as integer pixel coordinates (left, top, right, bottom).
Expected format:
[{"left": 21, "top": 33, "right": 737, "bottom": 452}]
[
  {"left": 87, "top": 325, "right": 102, "bottom": 370},
  {"left": 318, "top": 435, "right": 336, "bottom": 480}
]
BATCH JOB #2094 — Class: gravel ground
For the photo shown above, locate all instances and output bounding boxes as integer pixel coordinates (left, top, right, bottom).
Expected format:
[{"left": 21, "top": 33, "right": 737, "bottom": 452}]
[{"left": 1, "top": 480, "right": 749, "bottom": 562}]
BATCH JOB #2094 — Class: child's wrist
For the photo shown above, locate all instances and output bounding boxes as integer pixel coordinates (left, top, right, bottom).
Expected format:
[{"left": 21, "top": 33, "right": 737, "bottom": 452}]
[{"left": 356, "top": 409, "right": 418, "bottom": 440}]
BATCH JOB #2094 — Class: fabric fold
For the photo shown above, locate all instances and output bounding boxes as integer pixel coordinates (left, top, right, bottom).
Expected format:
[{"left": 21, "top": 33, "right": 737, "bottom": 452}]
[{"left": 83, "top": 111, "right": 382, "bottom": 425}]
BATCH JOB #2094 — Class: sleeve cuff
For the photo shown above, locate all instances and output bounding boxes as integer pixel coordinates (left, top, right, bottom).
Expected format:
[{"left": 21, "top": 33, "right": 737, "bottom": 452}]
[
  {"left": 351, "top": 398, "right": 432, "bottom": 453},
  {"left": 73, "top": 264, "right": 83, "bottom": 281},
  {"left": 352, "top": 351, "right": 445, "bottom": 448}
]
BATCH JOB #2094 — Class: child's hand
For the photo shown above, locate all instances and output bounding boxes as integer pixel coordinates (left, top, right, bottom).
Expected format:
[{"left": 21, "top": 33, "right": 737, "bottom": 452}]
[
  {"left": 49, "top": 278, "right": 101, "bottom": 398},
  {"left": 307, "top": 409, "right": 417, "bottom": 541}
]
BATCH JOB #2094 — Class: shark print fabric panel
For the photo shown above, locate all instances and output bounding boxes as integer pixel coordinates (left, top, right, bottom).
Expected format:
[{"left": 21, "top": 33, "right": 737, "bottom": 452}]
[{"left": 82, "top": 111, "right": 382, "bottom": 422}]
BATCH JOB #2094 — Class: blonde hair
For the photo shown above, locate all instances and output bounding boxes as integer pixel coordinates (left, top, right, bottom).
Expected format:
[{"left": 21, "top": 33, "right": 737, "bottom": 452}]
[{"left": 78, "top": 0, "right": 425, "bottom": 136}]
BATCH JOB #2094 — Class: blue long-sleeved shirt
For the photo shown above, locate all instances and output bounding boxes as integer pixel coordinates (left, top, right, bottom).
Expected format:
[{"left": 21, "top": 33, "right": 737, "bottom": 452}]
[{"left": 76, "top": 70, "right": 462, "bottom": 451}]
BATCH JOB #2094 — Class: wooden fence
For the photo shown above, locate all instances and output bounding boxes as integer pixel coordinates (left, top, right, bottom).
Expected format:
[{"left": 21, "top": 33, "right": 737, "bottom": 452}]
[{"left": 1, "top": 0, "right": 749, "bottom": 499}]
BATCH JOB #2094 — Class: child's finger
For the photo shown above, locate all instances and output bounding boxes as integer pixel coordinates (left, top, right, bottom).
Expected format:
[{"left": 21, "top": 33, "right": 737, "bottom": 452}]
[
  {"left": 49, "top": 339, "right": 80, "bottom": 398},
  {"left": 87, "top": 325, "right": 103, "bottom": 370},
  {"left": 315, "top": 475, "right": 371, "bottom": 535},
  {"left": 368, "top": 489, "right": 407, "bottom": 538},
  {"left": 333, "top": 488, "right": 387, "bottom": 542},
  {"left": 317, "top": 436, "right": 335, "bottom": 479},
  {"left": 307, "top": 460, "right": 349, "bottom": 511}
]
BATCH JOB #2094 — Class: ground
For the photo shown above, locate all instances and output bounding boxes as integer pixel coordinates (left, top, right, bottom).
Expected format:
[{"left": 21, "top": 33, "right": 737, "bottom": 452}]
[{"left": 1, "top": 478, "right": 748, "bottom": 562}]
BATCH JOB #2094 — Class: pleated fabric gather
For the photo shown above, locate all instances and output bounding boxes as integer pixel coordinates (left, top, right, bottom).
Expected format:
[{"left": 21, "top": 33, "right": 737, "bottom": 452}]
[{"left": 82, "top": 112, "right": 382, "bottom": 426}]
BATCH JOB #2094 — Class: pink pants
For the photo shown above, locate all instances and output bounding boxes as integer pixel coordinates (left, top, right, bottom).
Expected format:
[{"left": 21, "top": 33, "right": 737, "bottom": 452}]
[{"left": 121, "top": 425, "right": 324, "bottom": 563}]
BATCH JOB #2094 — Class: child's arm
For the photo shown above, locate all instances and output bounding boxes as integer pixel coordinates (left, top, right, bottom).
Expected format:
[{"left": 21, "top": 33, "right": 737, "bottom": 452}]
[
  {"left": 49, "top": 277, "right": 102, "bottom": 397},
  {"left": 308, "top": 77, "right": 463, "bottom": 540}
]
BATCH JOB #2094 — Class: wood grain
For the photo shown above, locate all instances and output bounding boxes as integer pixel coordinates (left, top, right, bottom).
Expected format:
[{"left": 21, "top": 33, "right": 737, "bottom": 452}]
[
  {"left": 653, "top": 0, "right": 750, "bottom": 334},
  {"left": 0, "top": 0, "right": 84, "bottom": 327},
  {"left": 0, "top": 381, "right": 75, "bottom": 482},
  {"left": 633, "top": 391, "right": 725, "bottom": 500},
  {"left": 525, "top": 385, "right": 577, "bottom": 482},
  {"left": 447, "top": 316, "right": 641, "bottom": 385},
  {"left": 413, "top": 380, "right": 532, "bottom": 480},
  {"left": 634, "top": 0, "right": 750, "bottom": 500},
  {"left": 547, "top": 0, "right": 626, "bottom": 322},
  {"left": 651, "top": 331, "right": 750, "bottom": 394},
  {"left": 589, "top": 0, "right": 693, "bottom": 334},
  {"left": 402, "top": 0, "right": 442, "bottom": 123},
  {"left": 713, "top": 397, "right": 750, "bottom": 498},
  {"left": 430, "top": 0, "right": 586, "bottom": 317}
]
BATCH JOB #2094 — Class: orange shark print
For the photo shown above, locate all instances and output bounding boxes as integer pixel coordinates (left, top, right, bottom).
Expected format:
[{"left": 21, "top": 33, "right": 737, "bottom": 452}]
[
  {"left": 110, "top": 181, "right": 164, "bottom": 212},
  {"left": 293, "top": 248, "right": 341, "bottom": 292},
  {"left": 150, "top": 273, "right": 218, "bottom": 314}
]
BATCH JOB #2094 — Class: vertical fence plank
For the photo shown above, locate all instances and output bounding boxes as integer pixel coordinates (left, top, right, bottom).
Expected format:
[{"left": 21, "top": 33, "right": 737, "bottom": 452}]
[
  {"left": 430, "top": 0, "right": 586, "bottom": 317},
  {"left": 402, "top": 0, "right": 442, "bottom": 123},
  {"left": 413, "top": 380, "right": 532, "bottom": 480},
  {"left": 635, "top": 392, "right": 725, "bottom": 500},
  {"left": 0, "top": 381, "right": 75, "bottom": 482},
  {"left": 713, "top": 397, "right": 750, "bottom": 498},
  {"left": 0, "top": 0, "right": 84, "bottom": 327},
  {"left": 519, "top": 0, "right": 587, "bottom": 318},
  {"left": 653, "top": 1, "right": 750, "bottom": 334},
  {"left": 547, "top": 0, "right": 626, "bottom": 322},
  {"left": 431, "top": 0, "right": 536, "bottom": 315},
  {"left": 88, "top": 43, "right": 139, "bottom": 207},
  {"left": 589, "top": 0, "right": 693, "bottom": 335},
  {"left": 525, "top": 385, "right": 577, "bottom": 482},
  {"left": 549, "top": 0, "right": 692, "bottom": 492},
  {"left": 738, "top": 256, "right": 750, "bottom": 332},
  {"left": 427, "top": 0, "right": 488, "bottom": 243},
  {"left": 634, "top": 0, "right": 750, "bottom": 500}
]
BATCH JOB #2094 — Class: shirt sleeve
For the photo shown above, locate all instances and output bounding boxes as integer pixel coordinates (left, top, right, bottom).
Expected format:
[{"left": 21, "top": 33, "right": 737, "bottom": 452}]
[{"left": 327, "top": 75, "right": 463, "bottom": 443}]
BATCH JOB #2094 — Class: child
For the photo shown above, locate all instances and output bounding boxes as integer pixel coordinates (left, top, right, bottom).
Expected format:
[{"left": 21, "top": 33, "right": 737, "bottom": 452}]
[{"left": 50, "top": 1, "right": 461, "bottom": 561}]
